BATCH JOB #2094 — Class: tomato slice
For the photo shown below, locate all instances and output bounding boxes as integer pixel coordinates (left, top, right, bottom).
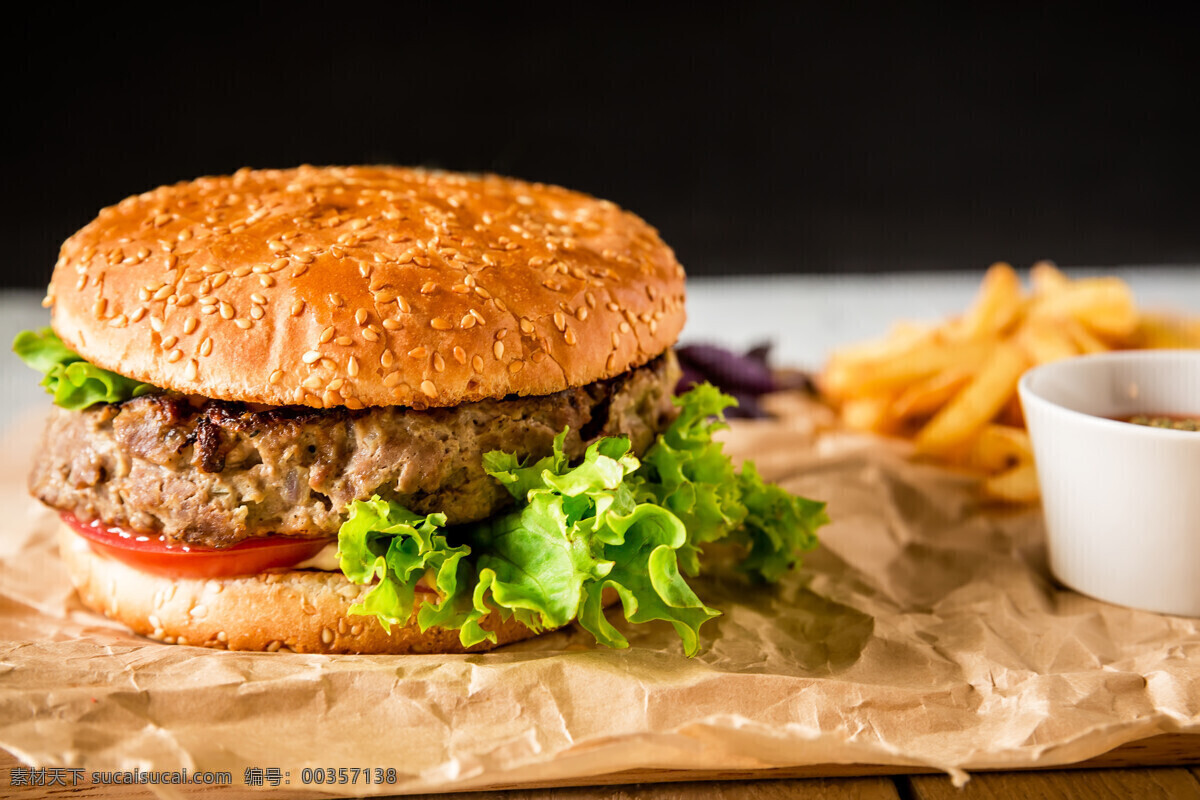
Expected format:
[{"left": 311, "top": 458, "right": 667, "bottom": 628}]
[{"left": 62, "top": 513, "right": 332, "bottom": 579}]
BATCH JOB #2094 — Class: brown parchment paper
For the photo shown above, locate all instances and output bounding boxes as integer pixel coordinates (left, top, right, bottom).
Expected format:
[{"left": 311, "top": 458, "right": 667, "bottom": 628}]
[{"left": 1, "top": 394, "right": 1198, "bottom": 795}]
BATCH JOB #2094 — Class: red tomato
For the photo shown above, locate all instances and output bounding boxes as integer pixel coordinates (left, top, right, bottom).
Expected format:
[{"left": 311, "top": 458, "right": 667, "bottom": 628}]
[{"left": 62, "top": 513, "right": 331, "bottom": 579}]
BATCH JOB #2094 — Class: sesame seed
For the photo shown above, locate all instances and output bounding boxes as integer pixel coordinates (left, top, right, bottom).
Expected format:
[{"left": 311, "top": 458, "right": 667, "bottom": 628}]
[
  {"left": 355, "top": 308, "right": 369, "bottom": 326},
  {"left": 382, "top": 318, "right": 400, "bottom": 330},
  {"left": 408, "top": 346, "right": 428, "bottom": 359},
  {"left": 329, "top": 293, "right": 345, "bottom": 307},
  {"left": 251, "top": 293, "right": 266, "bottom": 305},
  {"left": 109, "top": 314, "right": 128, "bottom": 328},
  {"left": 167, "top": 349, "right": 184, "bottom": 363},
  {"left": 323, "top": 390, "right": 341, "bottom": 406},
  {"left": 460, "top": 314, "right": 476, "bottom": 329},
  {"left": 430, "top": 318, "right": 452, "bottom": 331},
  {"left": 586, "top": 292, "right": 597, "bottom": 308},
  {"left": 320, "top": 326, "right": 335, "bottom": 344},
  {"left": 183, "top": 317, "right": 199, "bottom": 334},
  {"left": 576, "top": 307, "right": 588, "bottom": 321},
  {"left": 509, "top": 360, "right": 524, "bottom": 374},
  {"left": 607, "top": 354, "right": 617, "bottom": 371},
  {"left": 564, "top": 328, "right": 577, "bottom": 346},
  {"left": 212, "top": 273, "right": 229, "bottom": 288},
  {"left": 452, "top": 284, "right": 470, "bottom": 294},
  {"left": 553, "top": 311, "right": 566, "bottom": 331},
  {"left": 335, "top": 336, "right": 353, "bottom": 346},
  {"left": 381, "top": 350, "right": 395, "bottom": 368},
  {"left": 362, "top": 329, "right": 380, "bottom": 342},
  {"left": 232, "top": 266, "right": 252, "bottom": 278},
  {"left": 302, "top": 350, "right": 322, "bottom": 364},
  {"left": 397, "top": 296, "right": 412, "bottom": 313},
  {"left": 268, "top": 369, "right": 283, "bottom": 385},
  {"left": 453, "top": 346, "right": 467, "bottom": 364},
  {"left": 532, "top": 350, "right": 546, "bottom": 364},
  {"left": 176, "top": 294, "right": 196, "bottom": 307},
  {"left": 291, "top": 300, "right": 305, "bottom": 316},
  {"left": 201, "top": 305, "right": 218, "bottom": 315},
  {"left": 131, "top": 307, "right": 148, "bottom": 323},
  {"left": 302, "top": 375, "right": 323, "bottom": 390},
  {"left": 219, "top": 302, "right": 235, "bottom": 319},
  {"left": 384, "top": 371, "right": 402, "bottom": 388},
  {"left": 138, "top": 287, "right": 151, "bottom": 302},
  {"left": 471, "top": 355, "right": 484, "bottom": 372},
  {"left": 162, "top": 335, "right": 178, "bottom": 349},
  {"left": 619, "top": 321, "right": 632, "bottom": 334},
  {"left": 185, "top": 360, "right": 199, "bottom": 380},
  {"left": 235, "top": 318, "right": 252, "bottom": 329},
  {"left": 421, "top": 282, "right": 436, "bottom": 294},
  {"left": 420, "top": 380, "right": 437, "bottom": 397},
  {"left": 433, "top": 353, "right": 446, "bottom": 372},
  {"left": 493, "top": 341, "right": 505, "bottom": 360},
  {"left": 611, "top": 332, "right": 620, "bottom": 348},
  {"left": 347, "top": 357, "right": 360, "bottom": 377},
  {"left": 519, "top": 318, "right": 534, "bottom": 334},
  {"left": 250, "top": 306, "right": 265, "bottom": 320},
  {"left": 292, "top": 264, "right": 309, "bottom": 278},
  {"left": 469, "top": 308, "right": 486, "bottom": 325},
  {"left": 152, "top": 285, "right": 173, "bottom": 301}
]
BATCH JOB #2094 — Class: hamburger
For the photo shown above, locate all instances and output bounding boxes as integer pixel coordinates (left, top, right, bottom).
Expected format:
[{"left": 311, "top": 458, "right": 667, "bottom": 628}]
[{"left": 17, "top": 166, "right": 826, "bottom": 655}]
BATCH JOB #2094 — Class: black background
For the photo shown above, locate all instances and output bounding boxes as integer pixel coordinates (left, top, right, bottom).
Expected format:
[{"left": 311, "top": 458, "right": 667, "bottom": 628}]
[{"left": 5, "top": 5, "right": 1198, "bottom": 288}]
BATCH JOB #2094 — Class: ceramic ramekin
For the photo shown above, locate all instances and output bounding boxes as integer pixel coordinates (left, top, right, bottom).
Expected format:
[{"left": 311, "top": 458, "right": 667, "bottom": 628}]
[{"left": 1018, "top": 349, "right": 1200, "bottom": 616}]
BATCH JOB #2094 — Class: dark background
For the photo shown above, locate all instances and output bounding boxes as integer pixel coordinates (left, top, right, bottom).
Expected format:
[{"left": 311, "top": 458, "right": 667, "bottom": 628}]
[{"left": 5, "top": 5, "right": 1198, "bottom": 288}]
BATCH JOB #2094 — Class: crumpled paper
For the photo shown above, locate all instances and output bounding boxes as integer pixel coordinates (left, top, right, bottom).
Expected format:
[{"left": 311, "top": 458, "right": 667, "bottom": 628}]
[{"left": 1, "top": 394, "right": 1197, "bottom": 795}]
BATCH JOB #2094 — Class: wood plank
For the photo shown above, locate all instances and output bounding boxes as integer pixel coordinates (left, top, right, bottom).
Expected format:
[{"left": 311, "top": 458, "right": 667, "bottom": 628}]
[
  {"left": 402, "top": 777, "right": 903, "bottom": 800},
  {"left": 907, "top": 767, "right": 1200, "bottom": 800},
  {"left": 1, "top": 734, "right": 1196, "bottom": 799}
]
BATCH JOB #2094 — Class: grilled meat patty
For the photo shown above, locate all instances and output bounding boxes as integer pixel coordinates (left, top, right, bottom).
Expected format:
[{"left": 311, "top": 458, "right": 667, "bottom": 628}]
[{"left": 32, "top": 353, "right": 679, "bottom": 548}]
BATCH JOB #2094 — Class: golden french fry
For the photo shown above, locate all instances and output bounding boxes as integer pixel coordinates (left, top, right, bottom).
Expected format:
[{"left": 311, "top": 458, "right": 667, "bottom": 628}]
[
  {"left": 1029, "top": 277, "right": 1138, "bottom": 338},
  {"left": 1134, "top": 312, "right": 1200, "bottom": 349},
  {"left": 1030, "top": 261, "right": 1069, "bottom": 296},
  {"left": 966, "top": 424, "right": 1033, "bottom": 472},
  {"left": 841, "top": 395, "right": 896, "bottom": 434},
  {"left": 982, "top": 462, "right": 1040, "bottom": 503},
  {"left": 1064, "top": 318, "right": 1109, "bottom": 354},
  {"left": 1016, "top": 318, "right": 1080, "bottom": 364},
  {"left": 891, "top": 368, "right": 973, "bottom": 421},
  {"left": 960, "top": 262, "right": 1024, "bottom": 339},
  {"left": 832, "top": 339, "right": 994, "bottom": 398},
  {"left": 821, "top": 325, "right": 940, "bottom": 400},
  {"left": 915, "top": 342, "right": 1028, "bottom": 453}
]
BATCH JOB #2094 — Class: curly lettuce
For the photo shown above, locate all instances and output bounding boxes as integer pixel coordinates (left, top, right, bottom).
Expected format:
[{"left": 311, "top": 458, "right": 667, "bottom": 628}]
[
  {"left": 13, "top": 328, "right": 156, "bottom": 409},
  {"left": 338, "top": 384, "right": 828, "bottom": 656}
]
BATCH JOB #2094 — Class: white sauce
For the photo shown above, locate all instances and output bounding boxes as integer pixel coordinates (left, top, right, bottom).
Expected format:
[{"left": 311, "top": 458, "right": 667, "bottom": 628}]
[{"left": 295, "top": 543, "right": 342, "bottom": 571}]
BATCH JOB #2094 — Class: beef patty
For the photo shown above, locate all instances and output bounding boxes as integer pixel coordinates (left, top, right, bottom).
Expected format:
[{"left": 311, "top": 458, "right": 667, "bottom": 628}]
[{"left": 32, "top": 353, "right": 679, "bottom": 547}]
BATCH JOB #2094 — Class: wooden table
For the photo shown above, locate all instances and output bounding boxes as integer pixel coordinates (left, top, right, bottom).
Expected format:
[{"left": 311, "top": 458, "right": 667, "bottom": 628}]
[{"left": 4, "top": 734, "right": 1198, "bottom": 798}]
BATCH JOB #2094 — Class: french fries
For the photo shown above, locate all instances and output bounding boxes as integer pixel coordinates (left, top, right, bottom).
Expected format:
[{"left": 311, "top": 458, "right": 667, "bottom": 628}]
[{"left": 819, "top": 262, "right": 1200, "bottom": 503}]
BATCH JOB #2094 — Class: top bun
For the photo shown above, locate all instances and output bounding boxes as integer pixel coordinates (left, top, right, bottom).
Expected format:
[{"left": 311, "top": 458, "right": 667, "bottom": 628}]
[{"left": 46, "top": 166, "right": 686, "bottom": 409}]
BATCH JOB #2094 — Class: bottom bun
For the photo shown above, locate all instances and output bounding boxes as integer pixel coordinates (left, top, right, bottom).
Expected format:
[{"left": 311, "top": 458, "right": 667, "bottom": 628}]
[{"left": 58, "top": 524, "right": 547, "bottom": 654}]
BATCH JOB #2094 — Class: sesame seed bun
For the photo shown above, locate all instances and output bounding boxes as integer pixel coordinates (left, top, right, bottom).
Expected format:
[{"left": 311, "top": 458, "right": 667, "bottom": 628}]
[
  {"left": 58, "top": 524, "right": 548, "bottom": 654},
  {"left": 46, "top": 165, "right": 686, "bottom": 409}
]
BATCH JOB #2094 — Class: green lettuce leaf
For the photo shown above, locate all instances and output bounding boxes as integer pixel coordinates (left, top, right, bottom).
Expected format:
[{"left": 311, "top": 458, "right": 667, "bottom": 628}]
[
  {"left": 337, "top": 384, "right": 827, "bottom": 656},
  {"left": 13, "top": 328, "right": 156, "bottom": 409}
]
